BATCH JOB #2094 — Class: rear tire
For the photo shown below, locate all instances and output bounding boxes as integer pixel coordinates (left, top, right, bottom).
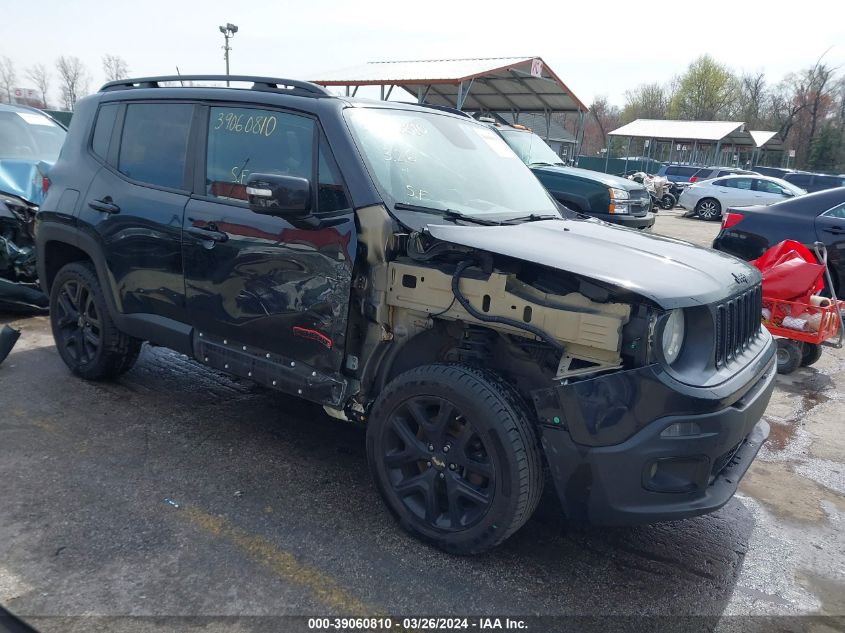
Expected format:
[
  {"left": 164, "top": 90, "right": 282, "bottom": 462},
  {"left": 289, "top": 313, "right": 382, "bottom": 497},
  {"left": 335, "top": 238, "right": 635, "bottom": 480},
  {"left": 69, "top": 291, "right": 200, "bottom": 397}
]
[
  {"left": 695, "top": 198, "right": 722, "bottom": 221},
  {"left": 801, "top": 343, "right": 823, "bottom": 367},
  {"left": 49, "top": 262, "right": 142, "bottom": 380},
  {"left": 366, "top": 364, "right": 543, "bottom": 554},
  {"left": 775, "top": 339, "right": 802, "bottom": 374}
]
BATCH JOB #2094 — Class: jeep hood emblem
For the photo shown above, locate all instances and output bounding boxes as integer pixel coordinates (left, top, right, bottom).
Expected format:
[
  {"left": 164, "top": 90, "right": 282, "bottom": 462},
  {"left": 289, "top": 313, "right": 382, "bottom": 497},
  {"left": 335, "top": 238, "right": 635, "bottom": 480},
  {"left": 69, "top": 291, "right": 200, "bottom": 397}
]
[{"left": 732, "top": 272, "right": 750, "bottom": 284}]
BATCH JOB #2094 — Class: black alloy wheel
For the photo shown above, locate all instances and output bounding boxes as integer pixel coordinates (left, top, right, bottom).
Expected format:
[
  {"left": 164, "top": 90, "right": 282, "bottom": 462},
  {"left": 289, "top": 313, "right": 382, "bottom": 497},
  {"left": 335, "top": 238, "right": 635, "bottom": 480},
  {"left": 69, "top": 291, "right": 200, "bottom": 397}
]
[
  {"left": 49, "top": 262, "right": 142, "bottom": 380},
  {"left": 54, "top": 278, "right": 101, "bottom": 366},
  {"left": 367, "top": 364, "right": 543, "bottom": 554},
  {"left": 383, "top": 396, "right": 495, "bottom": 531}
]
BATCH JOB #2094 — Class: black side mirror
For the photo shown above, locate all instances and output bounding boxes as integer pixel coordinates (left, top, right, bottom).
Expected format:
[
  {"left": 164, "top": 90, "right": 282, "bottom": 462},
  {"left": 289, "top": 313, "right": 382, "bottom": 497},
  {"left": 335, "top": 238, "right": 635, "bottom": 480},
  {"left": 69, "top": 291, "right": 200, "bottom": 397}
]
[{"left": 246, "top": 173, "right": 311, "bottom": 215}]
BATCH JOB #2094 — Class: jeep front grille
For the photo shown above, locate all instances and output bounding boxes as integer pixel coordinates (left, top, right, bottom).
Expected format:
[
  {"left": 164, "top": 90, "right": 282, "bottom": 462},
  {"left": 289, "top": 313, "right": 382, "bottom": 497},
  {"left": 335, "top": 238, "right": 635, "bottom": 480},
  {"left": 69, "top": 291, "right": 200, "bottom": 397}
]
[{"left": 714, "top": 284, "right": 762, "bottom": 368}]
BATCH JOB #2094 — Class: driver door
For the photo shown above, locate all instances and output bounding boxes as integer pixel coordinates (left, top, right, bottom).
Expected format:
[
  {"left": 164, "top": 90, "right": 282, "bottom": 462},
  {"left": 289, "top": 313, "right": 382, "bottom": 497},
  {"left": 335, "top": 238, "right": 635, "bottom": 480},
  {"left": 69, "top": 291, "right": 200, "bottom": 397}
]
[{"left": 181, "top": 105, "right": 356, "bottom": 374}]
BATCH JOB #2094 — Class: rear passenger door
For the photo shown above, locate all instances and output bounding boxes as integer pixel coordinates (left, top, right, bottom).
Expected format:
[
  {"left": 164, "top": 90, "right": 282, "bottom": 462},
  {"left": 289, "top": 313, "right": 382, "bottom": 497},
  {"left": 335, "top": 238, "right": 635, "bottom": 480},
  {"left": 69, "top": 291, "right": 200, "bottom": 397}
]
[
  {"left": 79, "top": 101, "right": 195, "bottom": 323},
  {"left": 181, "top": 105, "right": 356, "bottom": 374}
]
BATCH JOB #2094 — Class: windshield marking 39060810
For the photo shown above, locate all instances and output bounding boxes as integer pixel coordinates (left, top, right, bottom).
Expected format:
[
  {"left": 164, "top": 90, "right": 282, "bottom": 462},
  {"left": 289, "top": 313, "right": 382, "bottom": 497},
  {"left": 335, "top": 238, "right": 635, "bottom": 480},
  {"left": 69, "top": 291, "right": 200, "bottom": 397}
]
[{"left": 344, "top": 108, "right": 561, "bottom": 220}]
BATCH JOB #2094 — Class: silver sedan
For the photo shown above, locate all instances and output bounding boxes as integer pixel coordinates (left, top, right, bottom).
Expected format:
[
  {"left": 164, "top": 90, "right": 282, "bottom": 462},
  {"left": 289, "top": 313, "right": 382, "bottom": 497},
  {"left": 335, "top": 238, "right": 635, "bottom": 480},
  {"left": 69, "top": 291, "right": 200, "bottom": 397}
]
[{"left": 678, "top": 174, "right": 806, "bottom": 220}]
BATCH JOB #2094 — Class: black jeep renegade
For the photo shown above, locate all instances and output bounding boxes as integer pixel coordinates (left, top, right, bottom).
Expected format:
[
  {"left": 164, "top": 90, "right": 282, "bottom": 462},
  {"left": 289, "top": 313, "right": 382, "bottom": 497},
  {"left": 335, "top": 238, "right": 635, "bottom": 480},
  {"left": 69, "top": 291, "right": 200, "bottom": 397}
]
[{"left": 36, "top": 75, "right": 776, "bottom": 554}]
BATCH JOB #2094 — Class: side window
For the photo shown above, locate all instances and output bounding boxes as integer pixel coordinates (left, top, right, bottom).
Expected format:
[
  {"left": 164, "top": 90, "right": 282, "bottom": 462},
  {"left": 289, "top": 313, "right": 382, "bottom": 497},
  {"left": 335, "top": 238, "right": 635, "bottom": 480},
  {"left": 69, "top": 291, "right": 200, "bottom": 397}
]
[
  {"left": 206, "top": 106, "right": 314, "bottom": 202},
  {"left": 754, "top": 179, "right": 783, "bottom": 194},
  {"left": 816, "top": 175, "right": 844, "bottom": 189},
  {"left": 680, "top": 167, "right": 698, "bottom": 177},
  {"left": 91, "top": 103, "right": 118, "bottom": 160},
  {"left": 733, "top": 178, "right": 752, "bottom": 190},
  {"left": 786, "top": 173, "right": 811, "bottom": 188},
  {"left": 822, "top": 203, "right": 845, "bottom": 220},
  {"left": 666, "top": 166, "right": 680, "bottom": 176},
  {"left": 317, "top": 135, "right": 350, "bottom": 213},
  {"left": 715, "top": 179, "right": 734, "bottom": 188},
  {"left": 118, "top": 103, "right": 192, "bottom": 189}
]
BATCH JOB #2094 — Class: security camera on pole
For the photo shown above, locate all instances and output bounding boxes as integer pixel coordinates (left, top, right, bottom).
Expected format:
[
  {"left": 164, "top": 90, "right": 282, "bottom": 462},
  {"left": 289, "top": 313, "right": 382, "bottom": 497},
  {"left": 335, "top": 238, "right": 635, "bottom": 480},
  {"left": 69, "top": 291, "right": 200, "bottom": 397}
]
[{"left": 219, "top": 23, "right": 239, "bottom": 86}]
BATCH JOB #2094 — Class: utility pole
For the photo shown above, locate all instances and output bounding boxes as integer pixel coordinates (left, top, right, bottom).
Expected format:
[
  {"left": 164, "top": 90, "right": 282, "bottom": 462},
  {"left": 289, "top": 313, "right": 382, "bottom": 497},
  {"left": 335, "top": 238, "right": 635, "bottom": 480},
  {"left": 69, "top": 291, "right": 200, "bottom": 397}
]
[{"left": 218, "top": 23, "right": 238, "bottom": 86}]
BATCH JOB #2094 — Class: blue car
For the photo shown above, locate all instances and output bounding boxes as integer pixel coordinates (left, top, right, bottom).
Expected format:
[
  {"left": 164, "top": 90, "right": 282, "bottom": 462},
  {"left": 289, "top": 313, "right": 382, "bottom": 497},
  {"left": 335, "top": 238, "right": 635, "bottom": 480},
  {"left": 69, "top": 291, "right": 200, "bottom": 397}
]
[{"left": 0, "top": 103, "right": 67, "bottom": 311}]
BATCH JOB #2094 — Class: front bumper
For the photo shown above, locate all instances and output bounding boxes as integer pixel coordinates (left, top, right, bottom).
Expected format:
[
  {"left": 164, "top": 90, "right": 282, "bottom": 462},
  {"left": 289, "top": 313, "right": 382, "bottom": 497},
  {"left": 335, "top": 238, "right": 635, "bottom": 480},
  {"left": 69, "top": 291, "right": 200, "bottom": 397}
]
[
  {"left": 591, "top": 211, "right": 655, "bottom": 230},
  {"left": 534, "top": 349, "right": 776, "bottom": 525}
]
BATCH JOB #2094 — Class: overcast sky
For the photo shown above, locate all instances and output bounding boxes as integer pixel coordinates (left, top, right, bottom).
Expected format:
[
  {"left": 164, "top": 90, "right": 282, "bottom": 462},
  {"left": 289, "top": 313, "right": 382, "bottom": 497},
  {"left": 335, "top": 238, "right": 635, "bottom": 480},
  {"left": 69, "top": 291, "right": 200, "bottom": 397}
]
[{"left": 2, "top": 0, "right": 844, "bottom": 109}]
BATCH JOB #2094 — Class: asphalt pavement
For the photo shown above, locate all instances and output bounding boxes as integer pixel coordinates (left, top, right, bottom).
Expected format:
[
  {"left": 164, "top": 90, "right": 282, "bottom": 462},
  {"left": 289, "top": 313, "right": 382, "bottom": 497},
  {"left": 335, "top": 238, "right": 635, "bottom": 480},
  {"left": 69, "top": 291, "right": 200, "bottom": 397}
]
[{"left": 1, "top": 210, "right": 843, "bottom": 633}]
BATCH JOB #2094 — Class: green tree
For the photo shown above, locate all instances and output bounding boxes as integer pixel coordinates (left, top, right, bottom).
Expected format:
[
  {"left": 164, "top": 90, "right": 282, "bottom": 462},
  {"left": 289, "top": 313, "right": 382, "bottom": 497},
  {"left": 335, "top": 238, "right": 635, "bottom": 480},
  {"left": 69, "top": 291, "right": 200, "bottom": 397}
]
[
  {"left": 807, "top": 122, "right": 843, "bottom": 171},
  {"left": 669, "top": 55, "right": 738, "bottom": 120},
  {"left": 620, "top": 83, "right": 668, "bottom": 123}
]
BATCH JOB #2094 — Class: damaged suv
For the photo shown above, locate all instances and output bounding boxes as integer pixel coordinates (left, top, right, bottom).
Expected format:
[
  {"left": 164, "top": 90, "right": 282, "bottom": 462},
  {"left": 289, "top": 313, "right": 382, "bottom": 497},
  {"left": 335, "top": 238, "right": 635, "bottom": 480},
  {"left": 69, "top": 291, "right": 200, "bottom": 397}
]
[
  {"left": 1, "top": 103, "right": 66, "bottom": 311},
  {"left": 36, "top": 76, "right": 776, "bottom": 554}
]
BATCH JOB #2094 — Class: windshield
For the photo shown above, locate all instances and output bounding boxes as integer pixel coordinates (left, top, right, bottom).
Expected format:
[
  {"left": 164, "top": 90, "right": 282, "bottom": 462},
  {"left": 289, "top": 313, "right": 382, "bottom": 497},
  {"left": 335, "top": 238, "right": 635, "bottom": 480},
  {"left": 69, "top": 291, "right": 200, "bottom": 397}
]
[
  {"left": 0, "top": 110, "right": 66, "bottom": 161},
  {"left": 344, "top": 108, "right": 560, "bottom": 219},
  {"left": 498, "top": 129, "right": 564, "bottom": 167}
]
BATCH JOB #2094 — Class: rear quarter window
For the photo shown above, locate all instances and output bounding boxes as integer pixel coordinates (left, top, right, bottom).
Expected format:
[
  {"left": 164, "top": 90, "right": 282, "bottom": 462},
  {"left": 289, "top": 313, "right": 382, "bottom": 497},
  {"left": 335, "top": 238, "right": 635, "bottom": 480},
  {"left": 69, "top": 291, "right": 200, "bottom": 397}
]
[{"left": 91, "top": 104, "right": 119, "bottom": 160}]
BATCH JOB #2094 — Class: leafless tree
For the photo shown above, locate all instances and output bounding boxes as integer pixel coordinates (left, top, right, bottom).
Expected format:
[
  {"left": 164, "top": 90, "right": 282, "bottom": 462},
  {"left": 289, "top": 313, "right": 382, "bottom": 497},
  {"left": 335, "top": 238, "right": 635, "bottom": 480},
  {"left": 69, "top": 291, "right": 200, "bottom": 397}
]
[
  {"left": 102, "top": 54, "right": 129, "bottom": 82},
  {"left": 25, "top": 63, "right": 50, "bottom": 108},
  {"left": 0, "top": 56, "right": 16, "bottom": 103},
  {"left": 737, "top": 72, "right": 767, "bottom": 127},
  {"left": 55, "top": 56, "right": 89, "bottom": 111}
]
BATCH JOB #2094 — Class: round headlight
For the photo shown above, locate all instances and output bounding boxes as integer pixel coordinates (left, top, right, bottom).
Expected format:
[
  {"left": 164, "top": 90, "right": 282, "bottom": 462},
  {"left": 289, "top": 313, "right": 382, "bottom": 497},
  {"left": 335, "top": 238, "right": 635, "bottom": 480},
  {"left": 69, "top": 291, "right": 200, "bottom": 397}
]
[{"left": 662, "top": 309, "right": 685, "bottom": 364}]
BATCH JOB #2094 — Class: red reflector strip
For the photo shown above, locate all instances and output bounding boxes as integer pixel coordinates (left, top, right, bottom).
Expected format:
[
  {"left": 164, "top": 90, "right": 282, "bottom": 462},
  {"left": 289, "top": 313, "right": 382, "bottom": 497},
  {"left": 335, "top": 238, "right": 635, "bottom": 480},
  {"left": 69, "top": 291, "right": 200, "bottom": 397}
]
[{"left": 292, "top": 326, "right": 333, "bottom": 349}]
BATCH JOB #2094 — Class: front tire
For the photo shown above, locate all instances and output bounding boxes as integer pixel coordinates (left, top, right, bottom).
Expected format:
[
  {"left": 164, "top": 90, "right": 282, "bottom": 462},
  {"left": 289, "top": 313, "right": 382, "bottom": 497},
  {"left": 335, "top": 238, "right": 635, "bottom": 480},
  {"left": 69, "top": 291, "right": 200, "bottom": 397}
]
[
  {"left": 366, "top": 364, "right": 543, "bottom": 554},
  {"left": 695, "top": 197, "right": 722, "bottom": 221},
  {"left": 50, "top": 262, "right": 142, "bottom": 380},
  {"left": 660, "top": 193, "right": 676, "bottom": 210}
]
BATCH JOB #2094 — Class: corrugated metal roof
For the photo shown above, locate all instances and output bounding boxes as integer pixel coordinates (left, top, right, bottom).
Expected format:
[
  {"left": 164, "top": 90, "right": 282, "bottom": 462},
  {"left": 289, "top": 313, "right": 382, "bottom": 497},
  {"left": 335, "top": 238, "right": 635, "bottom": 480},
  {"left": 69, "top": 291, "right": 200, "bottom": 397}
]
[
  {"left": 609, "top": 119, "right": 745, "bottom": 141},
  {"left": 313, "top": 57, "right": 533, "bottom": 83},
  {"left": 311, "top": 57, "right": 587, "bottom": 114},
  {"left": 498, "top": 112, "right": 576, "bottom": 143}
]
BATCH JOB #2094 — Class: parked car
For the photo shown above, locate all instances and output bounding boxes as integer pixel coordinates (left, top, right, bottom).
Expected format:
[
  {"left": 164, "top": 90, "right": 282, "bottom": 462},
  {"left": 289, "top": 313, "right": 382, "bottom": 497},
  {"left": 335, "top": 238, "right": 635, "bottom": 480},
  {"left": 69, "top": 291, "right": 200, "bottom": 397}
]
[
  {"left": 656, "top": 164, "right": 700, "bottom": 183},
  {"left": 752, "top": 166, "right": 796, "bottom": 179},
  {"left": 689, "top": 166, "right": 759, "bottom": 182},
  {"left": 37, "top": 74, "right": 776, "bottom": 554},
  {"left": 678, "top": 174, "right": 806, "bottom": 220},
  {"left": 783, "top": 171, "right": 845, "bottom": 193},
  {"left": 713, "top": 187, "right": 845, "bottom": 294},
  {"left": 0, "top": 103, "right": 67, "bottom": 311},
  {"left": 493, "top": 124, "right": 655, "bottom": 230}
]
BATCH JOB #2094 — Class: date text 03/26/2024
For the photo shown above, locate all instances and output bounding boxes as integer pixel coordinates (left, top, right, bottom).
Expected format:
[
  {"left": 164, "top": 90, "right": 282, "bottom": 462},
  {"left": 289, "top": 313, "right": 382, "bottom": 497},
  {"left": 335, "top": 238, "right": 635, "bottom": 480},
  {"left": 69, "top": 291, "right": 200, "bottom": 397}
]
[{"left": 307, "top": 617, "right": 528, "bottom": 630}]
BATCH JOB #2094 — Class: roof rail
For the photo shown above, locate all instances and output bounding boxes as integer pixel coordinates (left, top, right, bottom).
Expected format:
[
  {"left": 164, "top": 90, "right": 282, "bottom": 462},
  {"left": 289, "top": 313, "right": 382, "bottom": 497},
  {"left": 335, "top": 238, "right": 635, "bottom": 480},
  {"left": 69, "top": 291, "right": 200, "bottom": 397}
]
[{"left": 99, "top": 75, "right": 331, "bottom": 97}]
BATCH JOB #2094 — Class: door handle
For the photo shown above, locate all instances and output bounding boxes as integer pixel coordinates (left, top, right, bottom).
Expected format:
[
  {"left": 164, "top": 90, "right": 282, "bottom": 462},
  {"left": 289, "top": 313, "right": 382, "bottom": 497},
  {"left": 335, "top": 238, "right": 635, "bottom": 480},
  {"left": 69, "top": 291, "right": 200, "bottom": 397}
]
[
  {"left": 186, "top": 226, "right": 229, "bottom": 243},
  {"left": 823, "top": 226, "right": 845, "bottom": 235},
  {"left": 88, "top": 197, "right": 120, "bottom": 214}
]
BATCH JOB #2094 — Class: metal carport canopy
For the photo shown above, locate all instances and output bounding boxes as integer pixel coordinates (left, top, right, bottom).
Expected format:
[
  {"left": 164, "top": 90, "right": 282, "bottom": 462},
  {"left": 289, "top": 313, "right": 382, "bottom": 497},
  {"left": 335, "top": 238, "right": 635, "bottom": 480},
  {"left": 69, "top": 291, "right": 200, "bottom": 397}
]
[
  {"left": 609, "top": 119, "right": 747, "bottom": 143},
  {"left": 310, "top": 57, "right": 588, "bottom": 114}
]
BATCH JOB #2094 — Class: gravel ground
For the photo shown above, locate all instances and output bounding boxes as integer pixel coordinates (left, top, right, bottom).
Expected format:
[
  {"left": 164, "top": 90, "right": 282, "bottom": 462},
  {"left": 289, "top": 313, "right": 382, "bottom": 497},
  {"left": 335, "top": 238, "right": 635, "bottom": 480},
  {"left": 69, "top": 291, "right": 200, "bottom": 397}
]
[{"left": 0, "top": 209, "right": 842, "bottom": 632}]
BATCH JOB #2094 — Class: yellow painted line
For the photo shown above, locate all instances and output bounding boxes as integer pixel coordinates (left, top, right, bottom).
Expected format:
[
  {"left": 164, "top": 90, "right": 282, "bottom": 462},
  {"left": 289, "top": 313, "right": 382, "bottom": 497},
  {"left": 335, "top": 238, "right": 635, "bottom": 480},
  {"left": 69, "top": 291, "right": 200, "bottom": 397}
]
[{"left": 180, "top": 505, "right": 377, "bottom": 616}]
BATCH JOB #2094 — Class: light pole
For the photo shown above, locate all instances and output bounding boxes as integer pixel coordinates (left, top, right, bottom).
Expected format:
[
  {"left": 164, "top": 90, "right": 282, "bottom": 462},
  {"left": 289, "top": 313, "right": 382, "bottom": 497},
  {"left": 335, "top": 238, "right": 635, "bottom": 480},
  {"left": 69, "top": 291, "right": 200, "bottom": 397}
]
[{"left": 219, "top": 23, "right": 238, "bottom": 86}]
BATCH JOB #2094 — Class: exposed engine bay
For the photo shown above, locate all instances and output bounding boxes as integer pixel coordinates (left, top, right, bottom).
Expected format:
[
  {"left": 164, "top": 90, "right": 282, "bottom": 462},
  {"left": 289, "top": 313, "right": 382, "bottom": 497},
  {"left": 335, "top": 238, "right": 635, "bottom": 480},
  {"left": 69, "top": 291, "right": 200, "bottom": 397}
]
[
  {"left": 349, "top": 206, "right": 654, "bottom": 406},
  {"left": 0, "top": 193, "right": 48, "bottom": 312}
]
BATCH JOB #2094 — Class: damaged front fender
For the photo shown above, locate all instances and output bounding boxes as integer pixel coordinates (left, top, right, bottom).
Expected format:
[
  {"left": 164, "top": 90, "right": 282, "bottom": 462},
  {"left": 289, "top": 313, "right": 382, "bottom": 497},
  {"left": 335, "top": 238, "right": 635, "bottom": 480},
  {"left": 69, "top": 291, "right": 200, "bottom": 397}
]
[{"left": 0, "top": 196, "right": 48, "bottom": 313}]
